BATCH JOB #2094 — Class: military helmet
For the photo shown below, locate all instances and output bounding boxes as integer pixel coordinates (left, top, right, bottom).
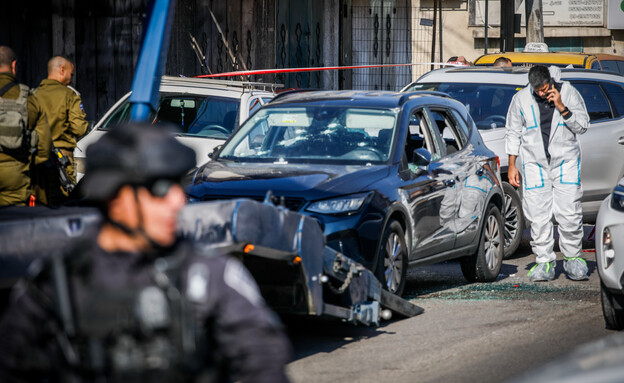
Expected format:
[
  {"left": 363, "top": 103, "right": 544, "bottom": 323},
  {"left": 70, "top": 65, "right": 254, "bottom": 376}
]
[{"left": 80, "top": 122, "right": 195, "bottom": 200}]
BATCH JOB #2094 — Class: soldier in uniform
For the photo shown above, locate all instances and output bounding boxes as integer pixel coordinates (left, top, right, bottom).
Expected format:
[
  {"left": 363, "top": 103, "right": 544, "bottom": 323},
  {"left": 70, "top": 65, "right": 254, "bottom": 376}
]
[
  {"left": 0, "top": 123, "right": 292, "bottom": 382},
  {"left": 32, "top": 55, "right": 88, "bottom": 206},
  {"left": 0, "top": 46, "right": 51, "bottom": 206}
]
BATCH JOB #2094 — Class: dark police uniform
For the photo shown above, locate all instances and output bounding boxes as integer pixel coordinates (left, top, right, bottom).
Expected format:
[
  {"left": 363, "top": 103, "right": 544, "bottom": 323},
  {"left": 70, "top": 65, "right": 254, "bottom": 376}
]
[
  {"left": 0, "top": 238, "right": 292, "bottom": 382},
  {"left": 0, "top": 72, "right": 51, "bottom": 206}
]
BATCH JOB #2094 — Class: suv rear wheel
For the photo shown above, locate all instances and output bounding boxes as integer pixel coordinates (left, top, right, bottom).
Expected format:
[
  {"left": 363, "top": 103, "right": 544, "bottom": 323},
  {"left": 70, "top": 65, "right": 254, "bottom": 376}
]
[
  {"left": 461, "top": 203, "right": 504, "bottom": 282},
  {"left": 375, "top": 220, "right": 408, "bottom": 296}
]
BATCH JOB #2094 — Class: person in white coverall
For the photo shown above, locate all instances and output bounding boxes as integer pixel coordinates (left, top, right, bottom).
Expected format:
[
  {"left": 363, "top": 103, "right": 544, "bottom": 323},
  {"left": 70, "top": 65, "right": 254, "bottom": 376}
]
[{"left": 505, "top": 65, "right": 590, "bottom": 282}]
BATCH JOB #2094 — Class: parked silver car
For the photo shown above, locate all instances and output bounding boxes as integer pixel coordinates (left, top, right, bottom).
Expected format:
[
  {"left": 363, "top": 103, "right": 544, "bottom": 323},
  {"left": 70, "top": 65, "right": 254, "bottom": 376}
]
[
  {"left": 596, "top": 177, "right": 624, "bottom": 330},
  {"left": 74, "top": 76, "right": 282, "bottom": 180},
  {"left": 403, "top": 67, "right": 624, "bottom": 257}
]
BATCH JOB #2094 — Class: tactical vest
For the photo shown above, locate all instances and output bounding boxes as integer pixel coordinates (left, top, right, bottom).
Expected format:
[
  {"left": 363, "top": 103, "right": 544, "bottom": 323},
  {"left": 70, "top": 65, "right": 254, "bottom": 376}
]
[
  {"left": 46, "top": 244, "right": 210, "bottom": 382},
  {"left": 0, "top": 82, "right": 37, "bottom": 153}
]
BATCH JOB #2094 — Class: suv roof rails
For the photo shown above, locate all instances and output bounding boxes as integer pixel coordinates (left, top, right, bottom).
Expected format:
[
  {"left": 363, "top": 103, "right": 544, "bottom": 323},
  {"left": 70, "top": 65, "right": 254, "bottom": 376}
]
[
  {"left": 399, "top": 90, "right": 452, "bottom": 104},
  {"left": 268, "top": 88, "right": 320, "bottom": 103},
  {"left": 162, "top": 75, "right": 284, "bottom": 92}
]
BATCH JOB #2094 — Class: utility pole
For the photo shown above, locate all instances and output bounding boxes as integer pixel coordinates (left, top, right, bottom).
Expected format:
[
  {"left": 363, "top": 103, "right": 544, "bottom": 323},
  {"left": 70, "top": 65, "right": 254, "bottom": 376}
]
[
  {"left": 438, "top": 0, "right": 443, "bottom": 62},
  {"left": 525, "top": 0, "right": 544, "bottom": 43},
  {"left": 431, "top": 0, "right": 437, "bottom": 71},
  {"left": 484, "top": 0, "right": 489, "bottom": 54},
  {"left": 500, "top": 0, "right": 515, "bottom": 52}
]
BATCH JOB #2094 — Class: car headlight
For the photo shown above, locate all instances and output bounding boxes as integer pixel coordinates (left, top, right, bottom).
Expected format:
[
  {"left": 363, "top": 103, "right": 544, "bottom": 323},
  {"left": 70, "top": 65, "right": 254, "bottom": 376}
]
[
  {"left": 603, "top": 227, "right": 615, "bottom": 269},
  {"left": 306, "top": 193, "right": 370, "bottom": 215},
  {"left": 611, "top": 184, "right": 624, "bottom": 212}
]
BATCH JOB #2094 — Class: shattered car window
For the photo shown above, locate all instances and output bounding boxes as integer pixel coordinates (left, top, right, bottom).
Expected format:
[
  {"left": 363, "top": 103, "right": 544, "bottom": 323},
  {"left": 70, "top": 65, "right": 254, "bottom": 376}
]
[{"left": 218, "top": 106, "right": 398, "bottom": 164}]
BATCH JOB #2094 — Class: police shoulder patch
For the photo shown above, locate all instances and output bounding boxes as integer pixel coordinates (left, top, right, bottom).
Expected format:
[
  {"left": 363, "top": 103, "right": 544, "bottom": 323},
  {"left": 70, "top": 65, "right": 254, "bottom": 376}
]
[{"left": 186, "top": 262, "right": 210, "bottom": 303}]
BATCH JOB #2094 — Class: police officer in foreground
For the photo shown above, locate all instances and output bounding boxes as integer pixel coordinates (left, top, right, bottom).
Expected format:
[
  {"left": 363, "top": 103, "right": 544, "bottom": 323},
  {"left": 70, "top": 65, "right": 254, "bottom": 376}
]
[
  {"left": 0, "top": 123, "right": 292, "bottom": 382},
  {"left": 0, "top": 46, "right": 51, "bottom": 206},
  {"left": 31, "top": 55, "right": 88, "bottom": 206}
]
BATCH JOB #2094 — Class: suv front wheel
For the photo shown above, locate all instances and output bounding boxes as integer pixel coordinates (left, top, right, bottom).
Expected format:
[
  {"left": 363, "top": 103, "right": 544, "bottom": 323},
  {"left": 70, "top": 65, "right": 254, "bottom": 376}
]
[
  {"left": 375, "top": 220, "right": 408, "bottom": 296},
  {"left": 601, "top": 281, "right": 624, "bottom": 330}
]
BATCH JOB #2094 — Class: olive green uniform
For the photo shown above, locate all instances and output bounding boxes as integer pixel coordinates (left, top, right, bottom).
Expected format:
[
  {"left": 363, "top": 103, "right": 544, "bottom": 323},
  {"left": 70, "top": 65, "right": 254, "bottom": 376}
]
[
  {"left": 32, "top": 78, "right": 88, "bottom": 205},
  {"left": 0, "top": 72, "right": 51, "bottom": 206}
]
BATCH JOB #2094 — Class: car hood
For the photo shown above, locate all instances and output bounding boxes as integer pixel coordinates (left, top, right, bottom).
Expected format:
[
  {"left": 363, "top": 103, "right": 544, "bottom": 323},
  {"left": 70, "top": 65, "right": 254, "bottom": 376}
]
[{"left": 187, "top": 161, "right": 390, "bottom": 199}]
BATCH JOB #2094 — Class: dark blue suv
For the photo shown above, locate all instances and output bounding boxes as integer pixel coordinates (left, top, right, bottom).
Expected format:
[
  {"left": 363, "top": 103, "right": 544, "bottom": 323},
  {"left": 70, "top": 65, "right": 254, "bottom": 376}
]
[{"left": 185, "top": 90, "right": 504, "bottom": 296}]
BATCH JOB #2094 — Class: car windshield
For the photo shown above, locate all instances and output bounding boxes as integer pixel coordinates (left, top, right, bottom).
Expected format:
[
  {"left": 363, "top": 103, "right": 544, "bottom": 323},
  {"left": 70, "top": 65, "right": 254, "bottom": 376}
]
[
  {"left": 405, "top": 82, "right": 523, "bottom": 130},
  {"left": 218, "top": 106, "right": 398, "bottom": 165},
  {"left": 98, "top": 93, "right": 239, "bottom": 139}
]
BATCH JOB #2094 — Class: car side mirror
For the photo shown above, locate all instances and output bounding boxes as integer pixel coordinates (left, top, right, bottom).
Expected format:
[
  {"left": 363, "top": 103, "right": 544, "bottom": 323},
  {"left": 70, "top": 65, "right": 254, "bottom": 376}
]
[
  {"left": 208, "top": 145, "right": 222, "bottom": 159},
  {"left": 412, "top": 148, "right": 431, "bottom": 167}
]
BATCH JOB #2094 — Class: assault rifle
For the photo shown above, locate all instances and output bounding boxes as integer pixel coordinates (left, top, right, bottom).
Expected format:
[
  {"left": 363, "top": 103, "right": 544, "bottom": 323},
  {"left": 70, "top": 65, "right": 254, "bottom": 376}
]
[{"left": 52, "top": 147, "right": 75, "bottom": 193}]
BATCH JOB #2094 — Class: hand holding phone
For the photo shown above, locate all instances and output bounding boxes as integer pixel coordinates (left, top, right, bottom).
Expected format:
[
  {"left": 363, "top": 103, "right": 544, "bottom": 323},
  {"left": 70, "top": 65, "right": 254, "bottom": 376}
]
[{"left": 546, "top": 81, "right": 564, "bottom": 110}]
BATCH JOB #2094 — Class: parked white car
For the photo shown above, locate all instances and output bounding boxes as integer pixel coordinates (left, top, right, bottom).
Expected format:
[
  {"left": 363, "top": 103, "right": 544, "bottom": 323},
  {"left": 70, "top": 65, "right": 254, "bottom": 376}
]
[
  {"left": 403, "top": 67, "right": 624, "bottom": 257},
  {"left": 596, "top": 178, "right": 624, "bottom": 330},
  {"left": 74, "top": 76, "right": 282, "bottom": 180}
]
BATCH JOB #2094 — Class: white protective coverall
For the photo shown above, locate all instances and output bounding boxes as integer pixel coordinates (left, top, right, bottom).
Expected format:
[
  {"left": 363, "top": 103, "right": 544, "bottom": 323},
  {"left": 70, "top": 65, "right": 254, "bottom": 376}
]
[{"left": 505, "top": 67, "right": 590, "bottom": 264}]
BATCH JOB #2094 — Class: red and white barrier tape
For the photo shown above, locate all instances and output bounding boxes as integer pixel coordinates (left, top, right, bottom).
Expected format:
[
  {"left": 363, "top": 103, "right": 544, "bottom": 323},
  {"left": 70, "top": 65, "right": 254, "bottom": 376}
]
[{"left": 196, "top": 62, "right": 467, "bottom": 78}]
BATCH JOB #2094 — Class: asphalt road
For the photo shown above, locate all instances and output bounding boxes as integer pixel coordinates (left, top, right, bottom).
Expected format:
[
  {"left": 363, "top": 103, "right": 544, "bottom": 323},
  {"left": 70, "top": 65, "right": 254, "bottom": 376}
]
[{"left": 285, "top": 226, "right": 616, "bottom": 383}]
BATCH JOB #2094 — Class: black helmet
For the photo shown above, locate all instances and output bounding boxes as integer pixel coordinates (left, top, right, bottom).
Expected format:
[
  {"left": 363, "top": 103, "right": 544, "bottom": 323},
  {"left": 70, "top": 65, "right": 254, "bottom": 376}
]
[{"left": 80, "top": 122, "right": 196, "bottom": 201}]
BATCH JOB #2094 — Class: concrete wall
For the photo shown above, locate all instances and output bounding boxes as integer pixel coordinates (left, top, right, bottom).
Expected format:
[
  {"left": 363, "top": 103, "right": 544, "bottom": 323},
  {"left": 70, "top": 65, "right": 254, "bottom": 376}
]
[
  {"left": 414, "top": 0, "right": 624, "bottom": 67},
  {"left": 439, "top": 1, "right": 477, "bottom": 63},
  {"left": 611, "top": 31, "right": 624, "bottom": 55}
]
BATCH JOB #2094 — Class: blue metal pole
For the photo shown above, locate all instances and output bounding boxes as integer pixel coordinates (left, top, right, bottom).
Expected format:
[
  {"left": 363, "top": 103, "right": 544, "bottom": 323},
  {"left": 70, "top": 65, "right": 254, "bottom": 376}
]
[
  {"left": 130, "top": 0, "right": 177, "bottom": 121},
  {"left": 485, "top": 0, "right": 489, "bottom": 54}
]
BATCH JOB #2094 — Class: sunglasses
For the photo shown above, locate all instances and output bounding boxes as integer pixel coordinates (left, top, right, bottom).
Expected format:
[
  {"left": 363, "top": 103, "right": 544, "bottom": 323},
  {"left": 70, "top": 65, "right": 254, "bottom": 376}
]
[{"left": 140, "top": 178, "right": 179, "bottom": 198}]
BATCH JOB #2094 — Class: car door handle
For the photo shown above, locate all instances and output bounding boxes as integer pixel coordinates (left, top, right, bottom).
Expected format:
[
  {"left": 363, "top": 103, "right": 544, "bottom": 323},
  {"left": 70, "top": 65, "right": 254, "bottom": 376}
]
[
  {"left": 618, "top": 136, "right": 624, "bottom": 145},
  {"left": 445, "top": 179, "right": 456, "bottom": 187}
]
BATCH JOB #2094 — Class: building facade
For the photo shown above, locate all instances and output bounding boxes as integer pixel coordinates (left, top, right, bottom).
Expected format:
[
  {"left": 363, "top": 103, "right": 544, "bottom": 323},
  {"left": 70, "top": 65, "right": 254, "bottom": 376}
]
[{"left": 1, "top": 0, "right": 623, "bottom": 120}]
